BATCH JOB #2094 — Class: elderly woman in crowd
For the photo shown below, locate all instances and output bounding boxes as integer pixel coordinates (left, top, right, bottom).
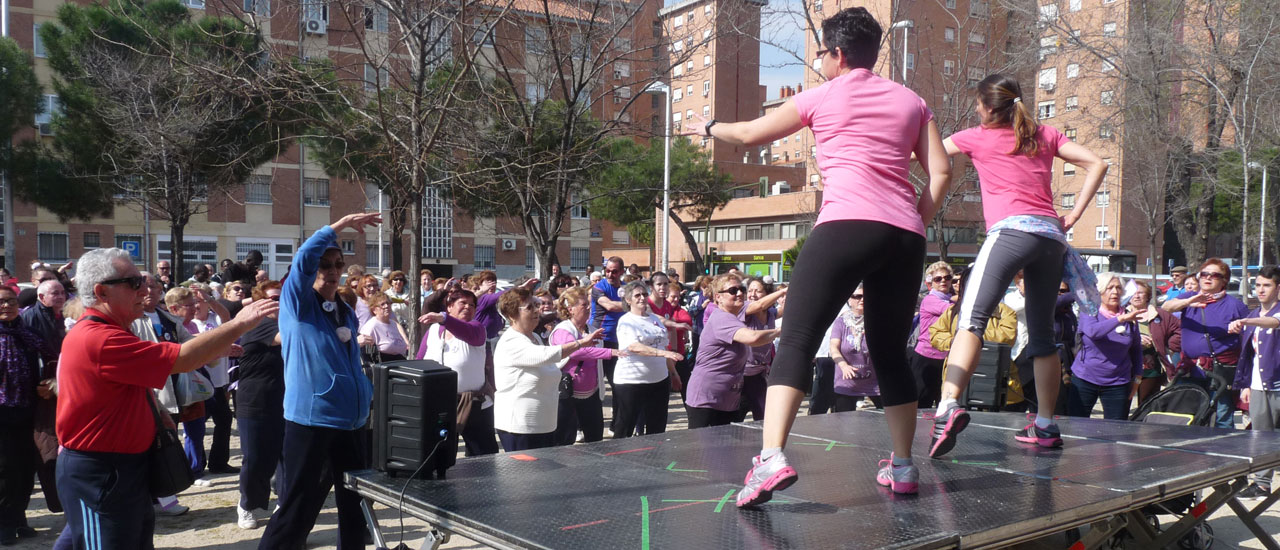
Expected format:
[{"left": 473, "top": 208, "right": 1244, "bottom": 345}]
[
  {"left": 0, "top": 285, "right": 55, "bottom": 544},
  {"left": 232, "top": 281, "right": 285, "bottom": 529},
  {"left": 739, "top": 277, "right": 786, "bottom": 422},
  {"left": 685, "top": 275, "right": 781, "bottom": 428},
  {"left": 1067, "top": 275, "right": 1143, "bottom": 421},
  {"left": 358, "top": 292, "right": 409, "bottom": 362},
  {"left": 1163, "top": 258, "right": 1250, "bottom": 428},
  {"left": 493, "top": 288, "right": 602, "bottom": 451},
  {"left": 551, "top": 286, "right": 628, "bottom": 445},
  {"left": 417, "top": 288, "right": 497, "bottom": 456},
  {"left": 829, "top": 286, "right": 882, "bottom": 412},
  {"left": 382, "top": 270, "right": 412, "bottom": 327},
  {"left": 163, "top": 287, "right": 219, "bottom": 481},
  {"left": 1128, "top": 280, "right": 1181, "bottom": 406},
  {"left": 354, "top": 274, "right": 383, "bottom": 327},
  {"left": 613, "top": 281, "right": 685, "bottom": 437}
]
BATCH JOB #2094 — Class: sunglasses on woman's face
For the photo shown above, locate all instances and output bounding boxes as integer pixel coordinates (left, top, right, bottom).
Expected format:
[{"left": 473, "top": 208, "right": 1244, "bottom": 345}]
[
  {"left": 1199, "top": 271, "right": 1225, "bottom": 280},
  {"left": 719, "top": 286, "right": 745, "bottom": 296},
  {"left": 931, "top": 276, "right": 950, "bottom": 283}
]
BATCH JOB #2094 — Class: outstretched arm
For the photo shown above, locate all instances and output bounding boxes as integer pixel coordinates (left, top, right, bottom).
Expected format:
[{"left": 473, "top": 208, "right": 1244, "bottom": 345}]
[{"left": 683, "top": 104, "right": 806, "bottom": 147}]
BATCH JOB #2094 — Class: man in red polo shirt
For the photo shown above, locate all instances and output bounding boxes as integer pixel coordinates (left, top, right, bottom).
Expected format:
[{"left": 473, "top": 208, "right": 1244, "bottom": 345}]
[{"left": 55, "top": 248, "right": 277, "bottom": 550}]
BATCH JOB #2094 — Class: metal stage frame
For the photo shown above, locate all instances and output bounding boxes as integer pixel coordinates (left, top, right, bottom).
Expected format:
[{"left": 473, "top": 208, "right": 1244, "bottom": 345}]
[{"left": 345, "top": 411, "right": 1280, "bottom": 550}]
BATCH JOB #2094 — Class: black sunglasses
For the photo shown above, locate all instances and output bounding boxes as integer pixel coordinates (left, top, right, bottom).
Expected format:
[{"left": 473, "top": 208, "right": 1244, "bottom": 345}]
[
  {"left": 719, "top": 286, "right": 745, "bottom": 296},
  {"left": 101, "top": 275, "right": 146, "bottom": 290},
  {"left": 816, "top": 48, "right": 830, "bottom": 58},
  {"left": 319, "top": 259, "right": 346, "bottom": 271}
]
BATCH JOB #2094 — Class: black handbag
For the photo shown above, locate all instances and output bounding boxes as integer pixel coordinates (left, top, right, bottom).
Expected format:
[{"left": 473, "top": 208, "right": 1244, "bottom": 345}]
[
  {"left": 559, "top": 365, "right": 579, "bottom": 400},
  {"left": 145, "top": 390, "right": 194, "bottom": 498}
]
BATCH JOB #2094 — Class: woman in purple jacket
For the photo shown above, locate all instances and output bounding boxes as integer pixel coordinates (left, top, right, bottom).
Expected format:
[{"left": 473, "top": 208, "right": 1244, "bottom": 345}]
[
  {"left": 417, "top": 289, "right": 497, "bottom": 456},
  {"left": 830, "top": 286, "right": 880, "bottom": 411},
  {"left": 1067, "top": 275, "right": 1142, "bottom": 420},
  {"left": 1162, "top": 258, "right": 1250, "bottom": 428}
]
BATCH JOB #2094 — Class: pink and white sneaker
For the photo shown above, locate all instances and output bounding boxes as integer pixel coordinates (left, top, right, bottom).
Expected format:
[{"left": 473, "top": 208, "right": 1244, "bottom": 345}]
[
  {"left": 735, "top": 451, "right": 798, "bottom": 508},
  {"left": 876, "top": 454, "right": 919, "bottom": 494}
]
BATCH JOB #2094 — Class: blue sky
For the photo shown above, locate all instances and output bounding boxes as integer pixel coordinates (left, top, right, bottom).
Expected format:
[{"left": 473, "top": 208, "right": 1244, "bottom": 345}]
[{"left": 757, "top": 0, "right": 810, "bottom": 99}]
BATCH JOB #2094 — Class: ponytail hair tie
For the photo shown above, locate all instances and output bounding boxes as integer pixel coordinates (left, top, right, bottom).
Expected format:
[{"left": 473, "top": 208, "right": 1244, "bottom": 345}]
[{"left": 1012, "top": 97, "right": 1022, "bottom": 104}]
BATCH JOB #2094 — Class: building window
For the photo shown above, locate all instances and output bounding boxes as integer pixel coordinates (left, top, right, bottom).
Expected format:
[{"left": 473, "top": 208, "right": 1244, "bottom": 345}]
[
  {"left": 703, "top": 54, "right": 711, "bottom": 66},
  {"left": 968, "top": 31, "right": 986, "bottom": 45},
  {"left": 1096, "top": 225, "right": 1110, "bottom": 241},
  {"left": 905, "top": 53, "right": 915, "bottom": 70},
  {"left": 780, "top": 222, "right": 810, "bottom": 240},
  {"left": 422, "top": 186, "right": 453, "bottom": 259},
  {"left": 364, "top": 64, "right": 390, "bottom": 92},
  {"left": 525, "top": 26, "right": 548, "bottom": 53},
  {"left": 1070, "top": 0, "right": 1081, "bottom": 10},
  {"left": 1038, "top": 4, "right": 1058, "bottom": 25},
  {"left": 1101, "top": 90, "right": 1115, "bottom": 105},
  {"left": 1040, "top": 36, "right": 1057, "bottom": 59},
  {"left": 363, "top": 4, "right": 388, "bottom": 32},
  {"left": 702, "top": 80, "right": 710, "bottom": 95},
  {"left": 1102, "top": 57, "right": 1117, "bottom": 72},
  {"left": 366, "top": 242, "right": 391, "bottom": 266},
  {"left": 1061, "top": 193, "right": 1076, "bottom": 208},
  {"left": 944, "top": 59, "right": 955, "bottom": 75},
  {"left": 245, "top": 175, "right": 272, "bottom": 204},
  {"left": 612, "top": 230, "right": 630, "bottom": 245},
  {"left": 35, "top": 95, "right": 61, "bottom": 136},
  {"left": 83, "top": 231, "right": 101, "bottom": 249},
  {"left": 525, "top": 246, "right": 535, "bottom": 269},
  {"left": 341, "top": 240, "right": 355, "bottom": 255},
  {"left": 1099, "top": 125, "right": 1114, "bottom": 140},
  {"left": 1103, "top": 22, "right": 1117, "bottom": 37},
  {"left": 673, "top": 14, "right": 683, "bottom": 27},
  {"left": 970, "top": 0, "right": 988, "bottom": 18},
  {"left": 1064, "top": 163, "right": 1076, "bottom": 176},
  {"left": 33, "top": 24, "right": 46, "bottom": 57},
  {"left": 1038, "top": 101, "right": 1055, "bottom": 119},
  {"left": 703, "top": 29, "right": 711, "bottom": 41},
  {"left": 1065, "top": 96, "right": 1078, "bottom": 111},
  {"left": 157, "top": 236, "right": 218, "bottom": 264},
  {"left": 365, "top": 182, "right": 382, "bottom": 211},
  {"left": 1096, "top": 191, "right": 1110, "bottom": 207},
  {"left": 1065, "top": 128, "right": 1077, "bottom": 140},
  {"left": 944, "top": 27, "right": 956, "bottom": 42},
  {"left": 302, "top": 0, "right": 326, "bottom": 22},
  {"left": 946, "top": 0, "right": 956, "bottom": 7},
  {"left": 473, "top": 246, "right": 495, "bottom": 269},
  {"left": 968, "top": 67, "right": 984, "bottom": 86},
  {"left": 182, "top": 0, "right": 205, "bottom": 9},
  {"left": 745, "top": 224, "right": 776, "bottom": 240},
  {"left": 613, "top": 62, "right": 630, "bottom": 79},
  {"left": 472, "top": 18, "right": 494, "bottom": 47},
  {"left": 303, "top": 177, "right": 329, "bottom": 206},
  {"left": 714, "top": 226, "right": 743, "bottom": 241},
  {"left": 244, "top": 0, "right": 270, "bottom": 16},
  {"left": 672, "top": 87, "right": 683, "bottom": 102},
  {"left": 570, "top": 194, "right": 589, "bottom": 219},
  {"left": 705, "top": 4, "right": 712, "bottom": 15},
  {"left": 1066, "top": 228, "right": 1074, "bottom": 241},
  {"left": 1067, "top": 63, "right": 1079, "bottom": 78},
  {"left": 1038, "top": 67, "right": 1057, "bottom": 90},
  {"left": 570, "top": 247, "right": 589, "bottom": 271}
]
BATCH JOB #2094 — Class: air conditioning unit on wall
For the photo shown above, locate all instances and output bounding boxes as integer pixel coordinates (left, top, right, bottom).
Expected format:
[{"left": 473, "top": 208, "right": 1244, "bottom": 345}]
[
  {"left": 501, "top": 239, "right": 517, "bottom": 251},
  {"left": 305, "top": 17, "right": 327, "bottom": 35}
]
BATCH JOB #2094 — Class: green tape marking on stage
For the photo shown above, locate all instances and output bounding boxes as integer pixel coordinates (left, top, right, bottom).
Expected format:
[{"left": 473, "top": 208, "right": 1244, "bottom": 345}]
[
  {"left": 951, "top": 459, "right": 1000, "bottom": 466},
  {"left": 666, "top": 461, "right": 708, "bottom": 473},
  {"left": 640, "top": 496, "right": 650, "bottom": 550},
  {"left": 713, "top": 489, "right": 736, "bottom": 513},
  {"left": 793, "top": 441, "right": 857, "bottom": 451}
]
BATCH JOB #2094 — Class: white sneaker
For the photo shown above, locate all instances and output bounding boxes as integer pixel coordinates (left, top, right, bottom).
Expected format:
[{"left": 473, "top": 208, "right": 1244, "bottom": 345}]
[
  {"left": 154, "top": 502, "right": 189, "bottom": 517},
  {"left": 575, "top": 431, "right": 585, "bottom": 443},
  {"left": 192, "top": 477, "right": 213, "bottom": 487},
  {"left": 236, "top": 505, "right": 258, "bottom": 529}
]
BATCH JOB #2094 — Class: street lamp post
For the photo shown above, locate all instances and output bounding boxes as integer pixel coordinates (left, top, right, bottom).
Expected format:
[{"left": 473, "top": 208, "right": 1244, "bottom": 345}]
[
  {"left": 645, "top": 81, "right": 672, "bottom": 273},
  {"left": 1251, "top": 161, "right": 1269, "bottom": 268},
  {"left": 890, "top": 20, "right": 914, "bottom": 84},
  {"left": 1, "top": 0, "right": 14, "bottom": 274}
]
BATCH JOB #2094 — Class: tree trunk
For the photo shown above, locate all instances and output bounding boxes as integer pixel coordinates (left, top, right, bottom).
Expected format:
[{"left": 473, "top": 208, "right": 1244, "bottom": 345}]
[
  {"left": 668, "top": 210, "right": 703, "bottom": 274},
  {"left": 406, "top": 197, "right": 421, "bottom": 356},
  {"left": 169, "top": 218, "right": 186, "bottom": 285}
]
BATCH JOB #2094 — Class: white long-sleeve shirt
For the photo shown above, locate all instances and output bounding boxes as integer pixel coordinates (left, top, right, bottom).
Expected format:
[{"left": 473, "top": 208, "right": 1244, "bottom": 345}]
[{"left": 493, "top": 329, "right": 564, "bottom": 434}]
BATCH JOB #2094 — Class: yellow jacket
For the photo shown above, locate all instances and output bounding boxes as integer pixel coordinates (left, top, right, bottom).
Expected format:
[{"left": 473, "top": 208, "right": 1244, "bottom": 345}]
[{"left": 929, "top": 303, "right": 1024, "bottom": 404}]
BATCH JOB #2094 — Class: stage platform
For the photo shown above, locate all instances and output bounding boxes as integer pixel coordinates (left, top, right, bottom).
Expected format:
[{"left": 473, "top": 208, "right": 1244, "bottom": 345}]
[{"left": 346, "top": 411, "right": 1280, "bottom": 550}]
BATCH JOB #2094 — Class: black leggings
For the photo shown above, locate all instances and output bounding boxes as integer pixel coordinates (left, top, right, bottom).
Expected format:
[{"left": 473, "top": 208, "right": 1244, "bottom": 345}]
[{"left": 769, "top": 220, "right": 926, "bottom": 408}]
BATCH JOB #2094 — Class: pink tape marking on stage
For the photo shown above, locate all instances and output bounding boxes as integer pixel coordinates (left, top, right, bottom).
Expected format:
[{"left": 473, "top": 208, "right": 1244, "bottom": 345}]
[{"left": 605, "top": 446, "right": 656, "bottom": 456}]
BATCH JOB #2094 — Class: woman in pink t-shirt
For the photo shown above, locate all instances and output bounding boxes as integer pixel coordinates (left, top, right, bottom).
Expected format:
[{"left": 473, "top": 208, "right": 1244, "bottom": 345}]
[
  {"left": 686, "top": 7, "right": 952, "bottom": 503},
  {"left": 927, "top": 74, "right": 1107, "bottom": 459}
]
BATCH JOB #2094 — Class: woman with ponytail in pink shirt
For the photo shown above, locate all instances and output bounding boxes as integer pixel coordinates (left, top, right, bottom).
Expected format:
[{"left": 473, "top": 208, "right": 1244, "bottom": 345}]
[{"left": 927, "top": 74, "right": 1107, "bottom": 459}]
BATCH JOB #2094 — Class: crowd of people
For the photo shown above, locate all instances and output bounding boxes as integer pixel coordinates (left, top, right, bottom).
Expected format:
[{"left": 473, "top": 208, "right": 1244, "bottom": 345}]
[{"left": 3, "top": 6, "right": 1280, "bottom": 550}]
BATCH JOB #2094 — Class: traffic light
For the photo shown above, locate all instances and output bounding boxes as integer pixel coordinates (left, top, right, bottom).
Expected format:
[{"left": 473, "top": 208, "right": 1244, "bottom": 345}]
[{"left": 705, "top": 247, "right": 718, "bottom": 274}]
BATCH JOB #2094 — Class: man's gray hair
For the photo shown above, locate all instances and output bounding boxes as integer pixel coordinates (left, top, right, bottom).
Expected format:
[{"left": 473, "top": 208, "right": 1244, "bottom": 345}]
[
  {"left": 37, "top": 279, "right": 63, "bottom": 297},
  {"left": 77, "top": 248, "right": 134, "bottom": 307}
]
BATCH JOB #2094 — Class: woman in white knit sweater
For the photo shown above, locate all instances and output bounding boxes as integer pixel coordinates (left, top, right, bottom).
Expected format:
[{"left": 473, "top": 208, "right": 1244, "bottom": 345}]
[{"left": 493, "top": 287, "right": 603, "bottom": 451}]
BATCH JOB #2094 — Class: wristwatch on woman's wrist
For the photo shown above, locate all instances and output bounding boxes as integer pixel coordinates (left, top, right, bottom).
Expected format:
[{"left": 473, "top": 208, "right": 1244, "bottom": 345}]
[{"left": 704, "top": 119, "right": 718, "bottom": 137}]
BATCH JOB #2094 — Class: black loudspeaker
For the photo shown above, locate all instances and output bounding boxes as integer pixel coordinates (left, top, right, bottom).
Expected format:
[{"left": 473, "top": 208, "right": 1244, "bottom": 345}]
[
  {"left": 962, "top": 343, "right": 1011, "bottom": 412},
  {"left": 371, "top": 359, "right": 458, "bottom": 479}
]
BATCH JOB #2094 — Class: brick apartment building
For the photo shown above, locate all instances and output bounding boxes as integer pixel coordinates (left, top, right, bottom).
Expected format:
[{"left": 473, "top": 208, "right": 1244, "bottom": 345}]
[{"left": 4, "top": 0, "right": 677, "bottom": 281}]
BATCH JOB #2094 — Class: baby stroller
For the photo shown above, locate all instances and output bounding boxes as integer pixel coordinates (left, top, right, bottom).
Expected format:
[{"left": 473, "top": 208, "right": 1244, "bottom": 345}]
[{"left": 1114, "top": 372, "right": 1230, "bottom": 550}]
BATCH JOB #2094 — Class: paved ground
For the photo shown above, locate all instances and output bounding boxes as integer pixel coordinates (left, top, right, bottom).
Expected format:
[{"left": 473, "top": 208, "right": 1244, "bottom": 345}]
[{"left": 10, "top": 395, "right": 1279, "bottom": 549}]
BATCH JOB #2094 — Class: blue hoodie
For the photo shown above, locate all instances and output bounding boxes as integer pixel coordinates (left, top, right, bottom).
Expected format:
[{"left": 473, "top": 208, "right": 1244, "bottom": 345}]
[{"left": 280, "top": 226, "right": 372, "bottom": 429}]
